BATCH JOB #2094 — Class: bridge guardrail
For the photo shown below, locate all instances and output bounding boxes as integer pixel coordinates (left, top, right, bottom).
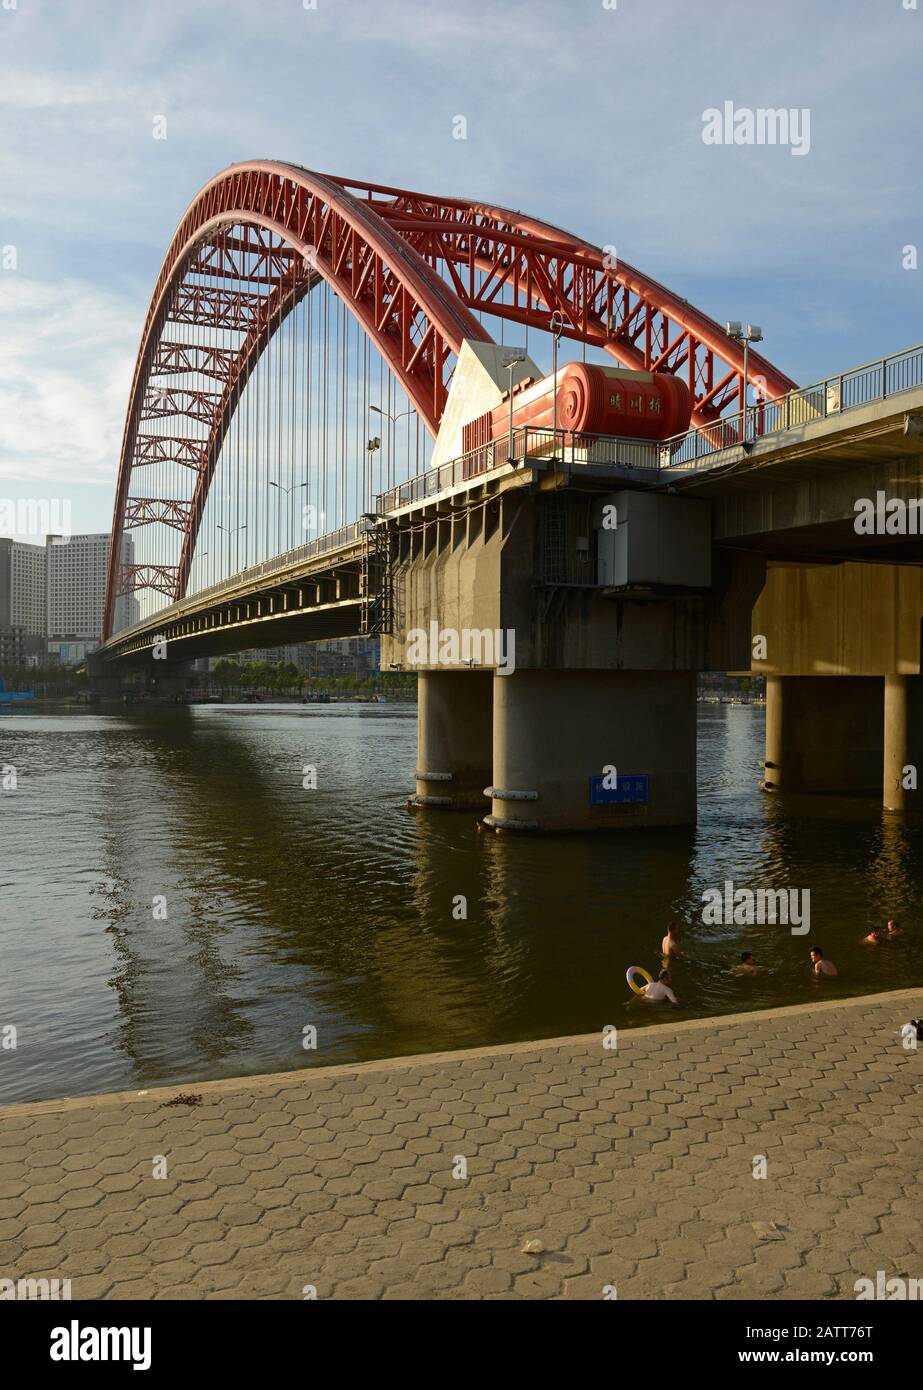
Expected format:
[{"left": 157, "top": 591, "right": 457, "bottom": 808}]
[
  {"left": 187, "top": 522, "right": 365, "bottom": 606},
  {"left": 376, "top": 426, "right": 659, "bottom": 514},
  {"left": 111, "top": 520, "right": 370, "bottom": 643},
  {"left": 663, "top": 340, "right": 923, "bottom": 470}
]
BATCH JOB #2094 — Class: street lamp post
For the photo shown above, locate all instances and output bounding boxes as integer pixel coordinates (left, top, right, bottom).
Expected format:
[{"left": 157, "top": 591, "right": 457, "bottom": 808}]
[
  {"left": 268, "top": 481, "right": 307, "bottom": 553},
  {"left": 550, "top": 310, "right": 569, "bottom": 462},
  {"left": 500, "top": 349, "right": 527, "bottom": 463},
  {"left": 369, "top": 405, "right": 414, "bottom": 425},
  {"left": 268, "top": 481, "right": 306, "bottom": 495},
  {"left": 215, "top": 522, "right": 247, "bottom": 577},
  {"left": 725, "top": 320, "right": 763, "bottom": 441},
  {"left": 369, "top": 405, "right": 415, "bottom": 495}
]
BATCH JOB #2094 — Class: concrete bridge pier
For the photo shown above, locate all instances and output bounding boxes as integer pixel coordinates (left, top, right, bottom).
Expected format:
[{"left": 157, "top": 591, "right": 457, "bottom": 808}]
[
  {"left": 409, "top": 670, "right": 493, "bottom": 810},
  {"left": 762, "top": 675, "right": 883, "bottom": 795},
  {"left": 143, "top": 657, "right": 194, "bottom": 701},
  {"left": 486, "top": 669, "right": 697, "bottom": 832},
  {"left": 86, "top": 653, "right": 124, "bottom": 699},
  {"left": 88, "top": 653, "right": 194, "bottom": 702},
  {"left": 883, "top": 674, "right": 923, "bottom": 811}
]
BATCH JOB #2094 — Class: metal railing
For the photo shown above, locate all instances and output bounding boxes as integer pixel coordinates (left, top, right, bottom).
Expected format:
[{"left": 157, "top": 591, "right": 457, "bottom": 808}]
[
  {"left": 186, "top": 521, "right": 366, "bottom": 608},
  {"left": 377, "top": 426, "right": 659, "bottom": 513},
  {"left": 112, "top": 520, "right": 369, "bottom": 640},
  {"left": 663, "top": 340, "right": 923, "bottom": 471}
]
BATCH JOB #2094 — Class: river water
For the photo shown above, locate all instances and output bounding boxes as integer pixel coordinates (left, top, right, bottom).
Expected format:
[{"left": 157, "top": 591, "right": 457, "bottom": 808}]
[{"left": 2, "top": 702, "right": 922, "bottom": 1104}]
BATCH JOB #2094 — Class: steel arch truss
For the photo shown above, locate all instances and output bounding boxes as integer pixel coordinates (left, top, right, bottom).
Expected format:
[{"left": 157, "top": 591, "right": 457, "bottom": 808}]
[
  {"left": 105, "top": 160, "right": 796, "bottom": 638},
  {"left": 334, "top": 175, "right": 797, "bottom": 420},
  {"left": 105, "top": 161, "right": 492, "bottom": 636}
]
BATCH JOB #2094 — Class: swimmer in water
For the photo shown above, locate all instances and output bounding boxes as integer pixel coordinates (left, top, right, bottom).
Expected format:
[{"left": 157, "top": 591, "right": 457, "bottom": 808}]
[
  {"left": 887, "top": 918, "right": 902, "bottom": 938},
  {"left": 642, "top": 968, "right": 680, "bottom": 1007},
  {"left": 660, "top": 922, "right": 683, "bottom": 960},
  {"left": 733, "top": 951, "right": 757, "bottom": 976},
  {"left": 863, "top": 926, "right": 884, "bottom": 944},
  {"left": 810, "top": 945, "right": 838, "bottom": 978}
]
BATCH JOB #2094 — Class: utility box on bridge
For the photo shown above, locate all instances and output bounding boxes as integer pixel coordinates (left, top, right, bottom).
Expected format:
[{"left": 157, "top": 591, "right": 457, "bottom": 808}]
[{"left": 594, "top": 491, "right": 711, "bottom": 591}]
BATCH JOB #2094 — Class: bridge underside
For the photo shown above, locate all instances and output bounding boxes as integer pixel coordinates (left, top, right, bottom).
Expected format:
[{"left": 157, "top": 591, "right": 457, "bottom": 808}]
[
  {"left": 98, "top": 534, "right": 366, "bottom": 668},
  {"left": 105, "top": 594, "right": 363, "bottom": 667}
]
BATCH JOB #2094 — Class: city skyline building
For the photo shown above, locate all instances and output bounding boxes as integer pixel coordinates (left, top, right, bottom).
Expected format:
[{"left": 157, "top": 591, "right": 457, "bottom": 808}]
[
  {"left": 45, "top": 531, "right": 138, "bottom": 662},
  {"left": 0, "top": 537, "right": 46, "bottom": 636}
]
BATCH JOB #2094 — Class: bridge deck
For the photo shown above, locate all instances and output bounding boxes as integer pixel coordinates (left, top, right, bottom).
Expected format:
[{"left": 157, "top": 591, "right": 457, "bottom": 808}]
[{"left": 101, "top": 368, "right": 923, "bottom": 662}]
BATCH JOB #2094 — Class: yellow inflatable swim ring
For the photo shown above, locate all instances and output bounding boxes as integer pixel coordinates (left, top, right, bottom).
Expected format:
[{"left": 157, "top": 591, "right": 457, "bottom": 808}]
[{"left": 626, "top": 965, "right": 653, "bottom": 996}]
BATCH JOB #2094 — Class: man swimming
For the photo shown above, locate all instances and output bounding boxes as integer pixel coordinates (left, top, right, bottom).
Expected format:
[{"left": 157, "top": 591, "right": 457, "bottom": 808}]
[
  {"left": 642, "top": 968, "right": 680, "bottom": 1006},
  {"left": 863, "top": 926, "right": 884, "bottom": 944},
  {"left": 810, "top": 945, "right": 838, "bottom": 977},
  {"left": 733, "top": 951, "right": 757, "bottom": 976},
  {"left": 887, "top": 918, "right": 902, "bottom": 938},
  {"left": 660, "top": 922, "right": 682, "bottom": 960}
]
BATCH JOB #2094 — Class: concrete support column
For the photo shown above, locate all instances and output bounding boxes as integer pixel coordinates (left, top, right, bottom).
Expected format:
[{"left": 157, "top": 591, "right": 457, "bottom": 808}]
[
  {"left": 145, "top": 658, "right": 194, "bottom": 701},
  {"left": 762, "top": 675, "right": 794, "bottom": 792},
  {"left": 86, "top": 654, "right": 123, "bottom": 700},
  {"left": 487, "top": 669, "right": 697, "bottom": 832},
  {"left": 882, "top": 674, "right": 923, "bottom": 811},
  {"left": 761, "top": 675, "right": 883, "bottom": 795},
  {"left": 410, "top": 670, "right": 493, "bottom": 810}
]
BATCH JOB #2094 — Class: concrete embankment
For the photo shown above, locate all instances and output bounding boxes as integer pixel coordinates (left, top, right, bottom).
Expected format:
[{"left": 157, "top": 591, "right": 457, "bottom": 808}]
[{"left": 1, "top": 988, "right": 921, "bottom": 1300}]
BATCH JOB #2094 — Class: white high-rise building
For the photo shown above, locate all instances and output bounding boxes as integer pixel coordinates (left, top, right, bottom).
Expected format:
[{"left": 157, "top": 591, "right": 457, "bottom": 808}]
[
  {"left": 0, "top": 537, "right": 46, "bottom": 635},
  {"left": 45, "top": 532, "right": 138, "bottom": 660}
]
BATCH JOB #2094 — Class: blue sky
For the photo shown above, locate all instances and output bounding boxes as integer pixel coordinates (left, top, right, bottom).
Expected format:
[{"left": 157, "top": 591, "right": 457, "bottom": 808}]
[{"left": 1, "top": 0, "right": 921, "bottom": 534}]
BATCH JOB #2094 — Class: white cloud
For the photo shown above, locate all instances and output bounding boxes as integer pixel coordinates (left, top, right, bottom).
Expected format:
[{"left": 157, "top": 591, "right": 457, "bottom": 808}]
[
  {"left": 0, "top": 73, "right": 132, "bottom": 109},
  {"left": 0, "top": 275, "right": 138, "bottom": 486}
]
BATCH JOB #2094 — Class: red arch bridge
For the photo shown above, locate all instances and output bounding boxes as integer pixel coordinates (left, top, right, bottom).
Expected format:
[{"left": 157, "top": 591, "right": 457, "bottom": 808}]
[
  {"left": 96, "top": 161, "right": 923, "bottom": 831},
  {"left": 99, "top": 159, "right": 804, "bottom": 659}
]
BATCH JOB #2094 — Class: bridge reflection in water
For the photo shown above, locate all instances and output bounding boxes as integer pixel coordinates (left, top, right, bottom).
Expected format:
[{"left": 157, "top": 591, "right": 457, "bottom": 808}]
[{"left": 2, "top": 704, "right": 923, "bottom": 1106}]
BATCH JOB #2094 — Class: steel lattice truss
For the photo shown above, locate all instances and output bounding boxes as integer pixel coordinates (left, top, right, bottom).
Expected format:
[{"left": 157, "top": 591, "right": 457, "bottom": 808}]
[
  {"left": 333, "top": 175, "right": 796, "bottom": 418},
  {"left": 105, "top": 160, "right": 796, "bottom": 638}
]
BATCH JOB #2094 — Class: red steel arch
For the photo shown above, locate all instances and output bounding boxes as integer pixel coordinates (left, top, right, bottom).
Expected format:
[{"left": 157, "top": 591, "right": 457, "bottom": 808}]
[
  {"left": 104, "top": 161, "right": 492, "bottom": 638},
  {"left": 332, "top": 173, "right": 797, "bottom": 418},
  {"left": 105, "top": 161, "right": 796, "bottom": 638}
]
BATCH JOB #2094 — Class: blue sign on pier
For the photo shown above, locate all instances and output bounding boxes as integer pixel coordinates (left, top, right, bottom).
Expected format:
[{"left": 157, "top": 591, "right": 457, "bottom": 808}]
[{"left": 589, "top": 773, "right": 649, "bottom": 806}]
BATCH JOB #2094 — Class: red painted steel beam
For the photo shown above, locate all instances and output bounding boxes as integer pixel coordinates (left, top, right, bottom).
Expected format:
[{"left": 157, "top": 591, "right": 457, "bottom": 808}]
[
  {"left": 124, "top": 498, "right": 193, "bottom": 532},
  {"left": 151, "top": 343, "right": 239, "bottom": 381},
  {"left": 132, "top": 435, "right": 208, "bottom": 471},
  {"left": 141, "top": 387, "right": 223, "bottom": 424},
  {"left": 115, "top": 563, "right": 179, "bottom": 600}
]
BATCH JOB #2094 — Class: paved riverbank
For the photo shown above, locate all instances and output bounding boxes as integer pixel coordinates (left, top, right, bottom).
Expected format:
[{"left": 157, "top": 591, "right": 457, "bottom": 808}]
[{"left": 2, "top": 988, "right": 921, "bottom": 1300}]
